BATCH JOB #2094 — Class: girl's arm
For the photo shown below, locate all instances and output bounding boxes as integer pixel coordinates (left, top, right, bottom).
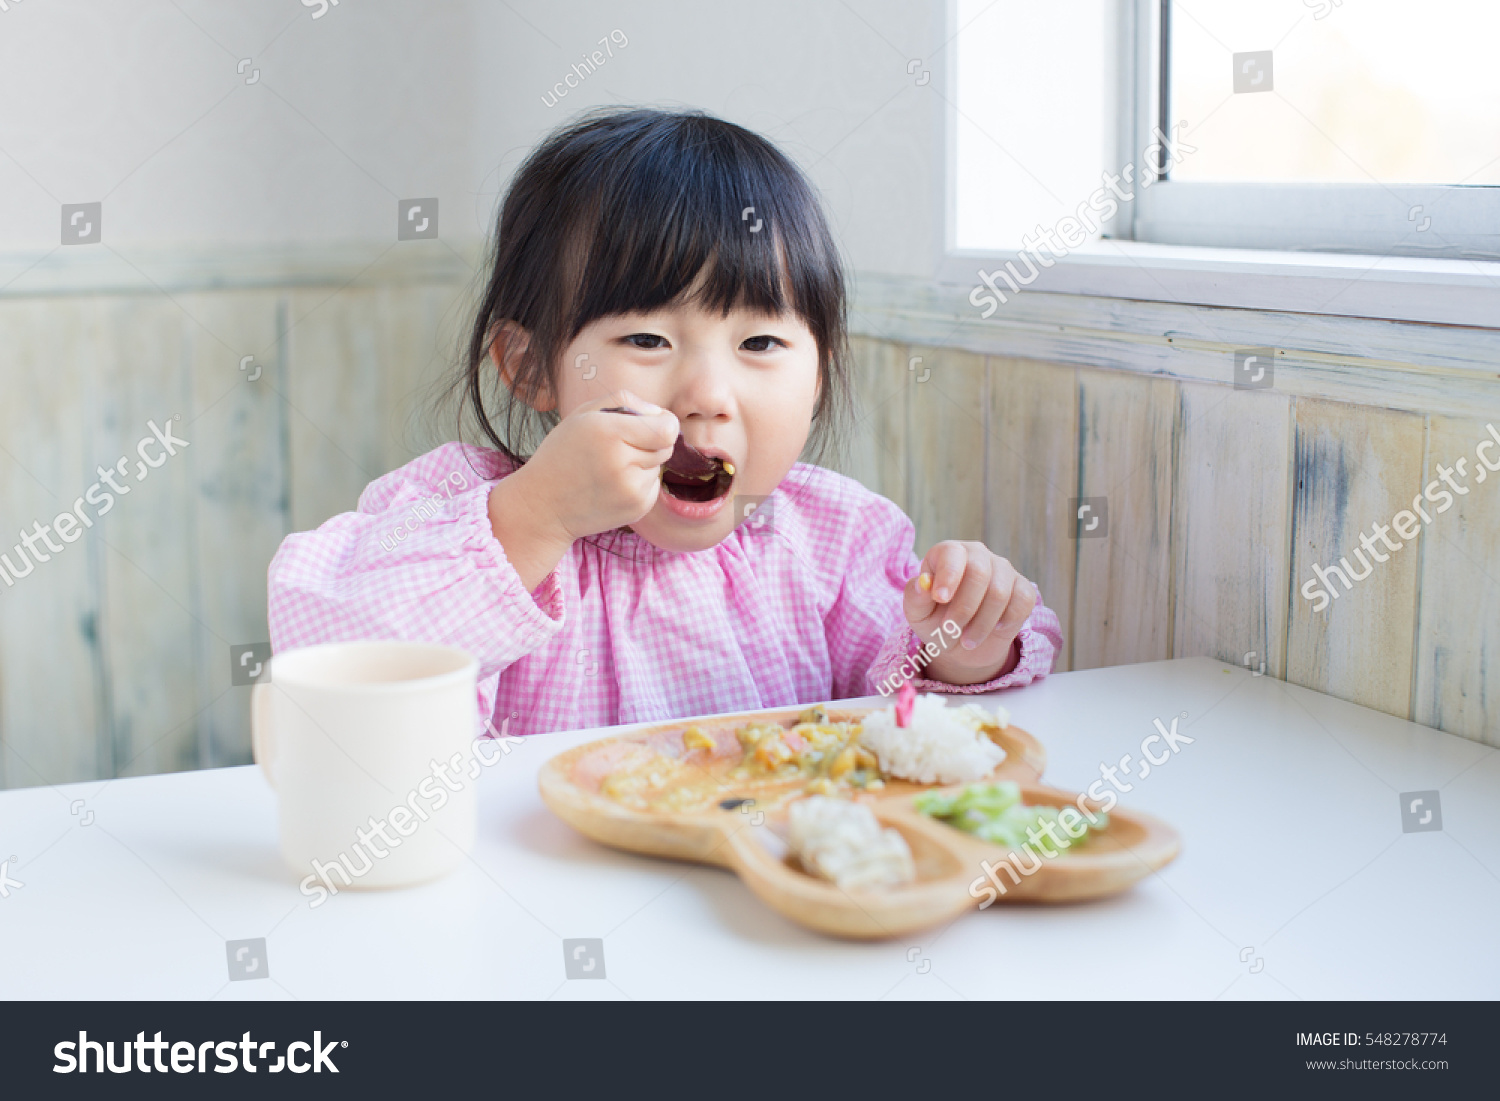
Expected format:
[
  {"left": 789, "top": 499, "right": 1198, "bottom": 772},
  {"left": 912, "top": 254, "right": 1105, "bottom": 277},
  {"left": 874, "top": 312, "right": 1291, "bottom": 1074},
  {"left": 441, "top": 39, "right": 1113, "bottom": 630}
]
[{"left": 267, "top": 443, "right": 564, "bottom": 731}]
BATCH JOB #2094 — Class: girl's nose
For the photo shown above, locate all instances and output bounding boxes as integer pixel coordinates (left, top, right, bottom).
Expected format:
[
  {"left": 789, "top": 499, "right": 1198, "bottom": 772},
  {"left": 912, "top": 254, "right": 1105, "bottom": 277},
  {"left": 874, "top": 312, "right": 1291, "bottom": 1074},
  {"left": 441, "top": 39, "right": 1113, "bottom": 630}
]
[{"left": 669, "top": 350, "right": 735, "bottom": 422}]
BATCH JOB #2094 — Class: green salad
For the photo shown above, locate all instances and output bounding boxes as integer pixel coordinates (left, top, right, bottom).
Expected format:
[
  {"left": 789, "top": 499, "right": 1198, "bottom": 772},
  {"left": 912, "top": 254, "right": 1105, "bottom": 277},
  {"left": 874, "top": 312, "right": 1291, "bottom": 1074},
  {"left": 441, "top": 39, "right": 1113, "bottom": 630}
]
[{"left": 913, "top": 782, "right": 1107, "bottom": 856}]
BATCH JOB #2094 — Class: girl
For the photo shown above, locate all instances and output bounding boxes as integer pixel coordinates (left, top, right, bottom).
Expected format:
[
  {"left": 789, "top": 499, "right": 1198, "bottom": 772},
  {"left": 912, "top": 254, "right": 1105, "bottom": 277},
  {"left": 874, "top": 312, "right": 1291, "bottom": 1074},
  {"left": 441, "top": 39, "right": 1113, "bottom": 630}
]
[{"left": 267, "top": 107, "right": 1062, "bottom": 738}]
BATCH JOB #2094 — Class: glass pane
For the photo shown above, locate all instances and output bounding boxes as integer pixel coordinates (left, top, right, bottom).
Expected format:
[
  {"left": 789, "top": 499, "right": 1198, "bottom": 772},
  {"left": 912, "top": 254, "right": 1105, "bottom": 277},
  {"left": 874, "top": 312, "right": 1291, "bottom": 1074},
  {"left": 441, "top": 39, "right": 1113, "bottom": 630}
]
[
  {"left": 956, "top": 0, "right": 1108, "bottom": 250},
  {"left": 1170, "top": 0, "right": 1500, "bottom": 185}
]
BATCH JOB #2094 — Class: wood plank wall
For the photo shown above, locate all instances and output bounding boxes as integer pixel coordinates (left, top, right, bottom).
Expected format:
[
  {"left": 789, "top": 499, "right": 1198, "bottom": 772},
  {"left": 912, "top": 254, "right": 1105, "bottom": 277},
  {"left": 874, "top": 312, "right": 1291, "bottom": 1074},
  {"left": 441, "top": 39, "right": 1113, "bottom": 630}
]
[
  {"left": 0, "top": 281, "right": 471, "bottom": 789},
  {"left": 1, "top": 280, "right": 1494, "bottom": 791},
  {"left": 837, "top": 335, "right": 1499, "bottom": 748}
]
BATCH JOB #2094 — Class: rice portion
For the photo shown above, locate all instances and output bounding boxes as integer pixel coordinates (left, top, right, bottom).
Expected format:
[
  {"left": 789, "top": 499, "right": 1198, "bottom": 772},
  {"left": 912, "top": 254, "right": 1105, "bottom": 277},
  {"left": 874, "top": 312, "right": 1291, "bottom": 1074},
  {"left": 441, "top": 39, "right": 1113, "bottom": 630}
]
[
  {"left": 786, "top": 796, "right": 916, "bottom": 890},
  {"left": 858, "top": 694, "right": 1007, "bottom": 784}
]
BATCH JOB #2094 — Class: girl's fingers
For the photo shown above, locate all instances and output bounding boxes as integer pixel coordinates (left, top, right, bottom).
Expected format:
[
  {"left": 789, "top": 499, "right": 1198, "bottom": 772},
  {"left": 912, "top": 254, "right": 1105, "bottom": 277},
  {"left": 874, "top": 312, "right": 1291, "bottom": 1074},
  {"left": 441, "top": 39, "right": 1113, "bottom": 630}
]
[
  {"left": 621, "top": 422, "right": 679, "bottom": 466},
  {"left": 904, "top": 570, "right": 938, "bottom": 622},
  {"left": 907, "top": 541, "right": 964, "bottom": 622},
  {"left": 961, "top": 567, "right": 1014, "bottom": 649},
  {"left": 606, "top": 406, "right": 679, "bottom": 462},
  {"left": 920, "top": 541, "right": 969, "bottom": 604},
  {"left": 993, "top": 573, "right": 1038, "bottom": 637},
  {"left": 935, "top": 544, "right": 992, "bottom": 636}
]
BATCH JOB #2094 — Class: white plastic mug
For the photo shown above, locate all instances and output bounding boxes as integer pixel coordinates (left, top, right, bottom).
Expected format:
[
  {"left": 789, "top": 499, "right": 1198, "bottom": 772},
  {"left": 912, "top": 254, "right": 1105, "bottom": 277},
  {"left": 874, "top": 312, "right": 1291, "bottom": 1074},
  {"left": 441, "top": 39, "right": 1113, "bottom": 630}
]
[{"left": 252, "top": 640, "right": 479, "bottom": 891}]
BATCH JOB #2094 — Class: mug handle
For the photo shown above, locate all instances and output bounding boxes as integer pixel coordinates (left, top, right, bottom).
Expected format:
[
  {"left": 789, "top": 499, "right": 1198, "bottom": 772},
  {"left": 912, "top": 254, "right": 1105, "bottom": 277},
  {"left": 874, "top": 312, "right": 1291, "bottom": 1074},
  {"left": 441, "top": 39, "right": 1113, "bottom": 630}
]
[{"left": 251, "top": 681, "right": 276, "bottom": 787}]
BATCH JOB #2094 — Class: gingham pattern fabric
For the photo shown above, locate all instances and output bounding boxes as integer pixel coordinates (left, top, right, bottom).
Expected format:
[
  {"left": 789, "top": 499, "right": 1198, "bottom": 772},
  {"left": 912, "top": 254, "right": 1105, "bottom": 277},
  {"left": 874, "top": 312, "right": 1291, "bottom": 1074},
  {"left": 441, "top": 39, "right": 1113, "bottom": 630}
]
[{"left": 267, "top": 442, "right": 1062, "bottom": 738}]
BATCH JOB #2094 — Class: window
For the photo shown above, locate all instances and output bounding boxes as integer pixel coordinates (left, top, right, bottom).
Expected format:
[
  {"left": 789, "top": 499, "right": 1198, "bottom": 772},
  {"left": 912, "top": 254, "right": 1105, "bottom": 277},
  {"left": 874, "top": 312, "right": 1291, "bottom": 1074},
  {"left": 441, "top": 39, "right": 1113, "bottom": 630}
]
[
  {"left": 953, "top": 0, "right": 1500, "bottom": 260},
  {"left": 1137, "top": 0, "right": 1500, "bottom": 257}
]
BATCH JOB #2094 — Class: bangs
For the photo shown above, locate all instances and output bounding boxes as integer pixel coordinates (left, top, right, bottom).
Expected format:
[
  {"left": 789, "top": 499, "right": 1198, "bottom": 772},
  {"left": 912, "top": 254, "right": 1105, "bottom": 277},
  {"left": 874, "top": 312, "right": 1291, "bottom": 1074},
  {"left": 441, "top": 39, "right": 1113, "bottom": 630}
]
[{"left": 555, "top": 119, "right": 836, "bottom": 335}]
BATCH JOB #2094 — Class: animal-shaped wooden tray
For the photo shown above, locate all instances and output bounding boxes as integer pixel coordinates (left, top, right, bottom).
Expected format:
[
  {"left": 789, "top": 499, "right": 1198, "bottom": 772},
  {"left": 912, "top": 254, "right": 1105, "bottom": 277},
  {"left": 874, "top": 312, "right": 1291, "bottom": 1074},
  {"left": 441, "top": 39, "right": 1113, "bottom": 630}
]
[{"left": 538, "top": 704, "right": 1181, "bottom": 939}]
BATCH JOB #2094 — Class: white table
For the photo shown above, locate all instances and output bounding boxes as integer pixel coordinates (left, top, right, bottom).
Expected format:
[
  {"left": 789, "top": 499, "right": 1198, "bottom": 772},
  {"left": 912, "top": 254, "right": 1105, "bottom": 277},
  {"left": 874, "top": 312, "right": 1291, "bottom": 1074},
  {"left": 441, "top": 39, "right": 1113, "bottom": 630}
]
[{"left": 2, "top": 657, "right": 1496, "bottom": 1000}]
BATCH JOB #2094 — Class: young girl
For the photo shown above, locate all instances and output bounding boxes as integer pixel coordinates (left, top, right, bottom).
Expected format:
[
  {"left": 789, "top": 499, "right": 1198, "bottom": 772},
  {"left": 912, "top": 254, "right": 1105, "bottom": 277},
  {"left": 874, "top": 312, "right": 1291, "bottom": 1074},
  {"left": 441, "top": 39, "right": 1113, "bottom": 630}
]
[{"left": 267, "top": 107, "right": 1062, "bottom": 738}]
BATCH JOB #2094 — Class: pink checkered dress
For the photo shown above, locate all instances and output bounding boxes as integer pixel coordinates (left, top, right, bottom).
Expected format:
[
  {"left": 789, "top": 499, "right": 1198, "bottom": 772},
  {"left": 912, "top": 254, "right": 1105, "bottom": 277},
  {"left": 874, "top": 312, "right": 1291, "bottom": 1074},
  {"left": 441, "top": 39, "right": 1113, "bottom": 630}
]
[{"left": 267, "top": 442, "right": 1062, "bottom": 737}]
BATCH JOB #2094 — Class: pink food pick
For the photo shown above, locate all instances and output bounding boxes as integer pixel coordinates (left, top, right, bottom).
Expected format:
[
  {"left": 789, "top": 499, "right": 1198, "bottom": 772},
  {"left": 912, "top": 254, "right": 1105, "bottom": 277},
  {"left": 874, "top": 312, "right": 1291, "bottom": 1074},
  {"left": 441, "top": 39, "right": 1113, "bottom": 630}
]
[{"left": 895, "top": 680, "right": 915, "bottom": 727}]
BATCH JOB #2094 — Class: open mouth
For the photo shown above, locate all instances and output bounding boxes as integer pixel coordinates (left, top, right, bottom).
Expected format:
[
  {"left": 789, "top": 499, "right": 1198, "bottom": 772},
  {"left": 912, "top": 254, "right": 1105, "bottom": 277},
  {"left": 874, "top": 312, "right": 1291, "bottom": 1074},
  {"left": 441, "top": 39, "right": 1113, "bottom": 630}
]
[{"left": 659, "top": 436, "right": 735, "bottom": 503}]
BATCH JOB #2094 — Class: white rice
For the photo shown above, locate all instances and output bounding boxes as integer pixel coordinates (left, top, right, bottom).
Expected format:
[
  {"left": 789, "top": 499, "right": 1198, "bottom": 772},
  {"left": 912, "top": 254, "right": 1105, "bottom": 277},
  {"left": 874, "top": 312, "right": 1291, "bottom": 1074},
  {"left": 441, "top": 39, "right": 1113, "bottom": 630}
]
[
  {"left": 786, "top": 796, "right": 916, "bottom": 890},
  {"left": 857, "top": 694, "right": 1008, "bottom": 784}
]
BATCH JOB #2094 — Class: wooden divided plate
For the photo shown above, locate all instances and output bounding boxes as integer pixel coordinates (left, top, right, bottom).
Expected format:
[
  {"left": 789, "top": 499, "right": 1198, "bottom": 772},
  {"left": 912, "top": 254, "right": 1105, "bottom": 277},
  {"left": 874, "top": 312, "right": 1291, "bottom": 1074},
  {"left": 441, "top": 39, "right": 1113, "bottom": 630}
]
[{"left": 538, "top": 704, "right": 1181, "bottom": 939}]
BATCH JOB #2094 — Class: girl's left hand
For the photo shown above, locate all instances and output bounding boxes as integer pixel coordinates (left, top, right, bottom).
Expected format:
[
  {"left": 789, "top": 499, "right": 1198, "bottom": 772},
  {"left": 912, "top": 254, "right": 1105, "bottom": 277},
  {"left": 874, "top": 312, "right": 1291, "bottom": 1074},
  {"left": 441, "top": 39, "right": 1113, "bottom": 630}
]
[{"left": 902, "top": 540, "right": 1037, "bottom": 686}]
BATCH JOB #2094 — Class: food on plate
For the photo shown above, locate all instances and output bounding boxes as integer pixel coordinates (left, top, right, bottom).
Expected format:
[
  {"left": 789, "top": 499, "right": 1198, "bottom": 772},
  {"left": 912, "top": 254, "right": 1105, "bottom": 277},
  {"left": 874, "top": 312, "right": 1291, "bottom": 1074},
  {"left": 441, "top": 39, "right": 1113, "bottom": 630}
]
[
  {"left": 681, "top": 725, "right": 716, "bottom": 750},
  {"left": 593, "top": 697, "right": 1010, "bottom": 813},
  {"left": 729, "top": 705, "right": 885, "bottom": 793},
  {"left": 786, "top": 796, "right": 916, "bottom": 890},
  {"left": 895, "top": 679, "right": 916, "bottom": 726},
  {"left": 913, "top": 781, "right": 1108, "bottom": 855},
  {"left": 858, "top": 694, "right": 1008, "bottom": 784}
]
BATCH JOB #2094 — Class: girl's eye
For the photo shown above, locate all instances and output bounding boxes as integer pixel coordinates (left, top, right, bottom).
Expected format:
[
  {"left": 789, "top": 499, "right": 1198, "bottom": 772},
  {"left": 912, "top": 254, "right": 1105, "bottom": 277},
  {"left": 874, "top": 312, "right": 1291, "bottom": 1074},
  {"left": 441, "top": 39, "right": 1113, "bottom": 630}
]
[
  {"left": 623, "top": 333, "right": 669, "bottom": 350},
  {"left": 741, "top": 335, "right": 786, "bottom": 352}
]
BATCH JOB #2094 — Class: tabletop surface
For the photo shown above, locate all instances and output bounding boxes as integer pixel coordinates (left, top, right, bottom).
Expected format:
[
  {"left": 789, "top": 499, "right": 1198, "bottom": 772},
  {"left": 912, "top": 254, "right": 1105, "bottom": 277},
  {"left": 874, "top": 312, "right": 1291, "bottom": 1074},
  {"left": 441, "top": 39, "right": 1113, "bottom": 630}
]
[{"left": 1, "top": 656, "right": 1496, "bottom": 1001}]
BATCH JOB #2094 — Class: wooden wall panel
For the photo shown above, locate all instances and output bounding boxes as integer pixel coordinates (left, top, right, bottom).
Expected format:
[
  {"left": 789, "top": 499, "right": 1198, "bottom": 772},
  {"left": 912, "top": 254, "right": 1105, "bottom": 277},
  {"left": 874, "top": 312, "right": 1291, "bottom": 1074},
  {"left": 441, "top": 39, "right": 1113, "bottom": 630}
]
[
  {"left": 1072, "top": 368, "right": 1179, "bottom": 671},
  {"left": 0, "top": 279, "right": 474, "bottom": 790},
  {"left": 1412, "top": 414, "right": 1500, "bottom": 745},
  {"left": 380, "top": 283, "right": 470, "bottom": 471},
  {"left": 1171, "top": 383, "right": 1294, "bottom": 678},
  {"left": 285, "top": 287, "right": 390, "bottom": 533},
  {"left": 985, "top": 357, "right": 1079, "bottom": 672},
  {"left": 179, "top": 290, "right": 289, "bottom": 769},
  {"left": 286, "top": 284, "right": 469, "bottom": 534},
  {"left": 0, "top": 298, "right": 105, "bottom": 787},
  {"left": 835, "top": 335, "right": 909, "bottom": 511},
  {"left": 906, "top": 345, "right": 986, "bottom": 553},
  {"left": 1285, "top": 399, "right": 1424, "bottom": 718},
  {"left": 92, "top": 298, "right": 204, "bottom": 780}
]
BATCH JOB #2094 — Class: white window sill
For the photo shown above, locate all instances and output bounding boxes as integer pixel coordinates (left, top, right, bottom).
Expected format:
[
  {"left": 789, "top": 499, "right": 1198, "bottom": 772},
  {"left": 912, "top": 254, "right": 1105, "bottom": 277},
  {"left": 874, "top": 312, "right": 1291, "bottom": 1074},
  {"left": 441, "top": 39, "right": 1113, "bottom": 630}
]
[{"left": 936, "top": 240, "right": 1500, "bottom": 329}]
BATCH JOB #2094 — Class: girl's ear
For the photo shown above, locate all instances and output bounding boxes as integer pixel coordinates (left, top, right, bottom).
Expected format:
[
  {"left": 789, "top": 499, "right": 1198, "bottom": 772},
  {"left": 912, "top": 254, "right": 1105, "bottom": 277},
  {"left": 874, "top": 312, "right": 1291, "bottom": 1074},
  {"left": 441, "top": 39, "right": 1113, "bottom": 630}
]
[{"left": 488, "top": 321, "right": 557, "bottom": 412}]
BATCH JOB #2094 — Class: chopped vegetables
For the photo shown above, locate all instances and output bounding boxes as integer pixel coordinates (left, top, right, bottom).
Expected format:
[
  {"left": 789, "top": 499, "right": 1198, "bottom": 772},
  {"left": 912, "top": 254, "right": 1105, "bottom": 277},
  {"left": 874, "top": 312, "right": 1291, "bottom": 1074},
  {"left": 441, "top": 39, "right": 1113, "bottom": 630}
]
[
  {"left": 913, "top": 782, "right": 1108, "bottom": 855},
  {"left": 682, "top": 725, "right": 715, "bottom": 750}
]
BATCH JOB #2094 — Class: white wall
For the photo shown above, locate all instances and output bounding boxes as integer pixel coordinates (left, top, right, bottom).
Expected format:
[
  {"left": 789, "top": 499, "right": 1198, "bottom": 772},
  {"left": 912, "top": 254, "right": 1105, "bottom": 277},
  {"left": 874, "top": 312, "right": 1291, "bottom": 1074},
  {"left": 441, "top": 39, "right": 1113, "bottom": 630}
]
[{"left": 0, "top": 0, "right": 949, "bottom": 278}]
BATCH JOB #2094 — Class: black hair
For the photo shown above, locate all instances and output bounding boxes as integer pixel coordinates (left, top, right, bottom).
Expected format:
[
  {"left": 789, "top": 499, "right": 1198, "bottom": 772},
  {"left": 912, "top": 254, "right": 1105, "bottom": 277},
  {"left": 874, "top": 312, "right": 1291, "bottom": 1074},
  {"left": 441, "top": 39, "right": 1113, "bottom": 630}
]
[{"left": 452, "top": 106, "right": 852, "bottom": 467}]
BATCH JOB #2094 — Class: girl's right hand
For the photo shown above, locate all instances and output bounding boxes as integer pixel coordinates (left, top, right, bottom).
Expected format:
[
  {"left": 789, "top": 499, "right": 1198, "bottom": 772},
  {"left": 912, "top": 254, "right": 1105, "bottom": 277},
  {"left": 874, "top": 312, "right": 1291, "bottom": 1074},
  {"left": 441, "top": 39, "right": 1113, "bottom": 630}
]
[{"left": 505, "top": 390, "right": 679, "bottom": 542}]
